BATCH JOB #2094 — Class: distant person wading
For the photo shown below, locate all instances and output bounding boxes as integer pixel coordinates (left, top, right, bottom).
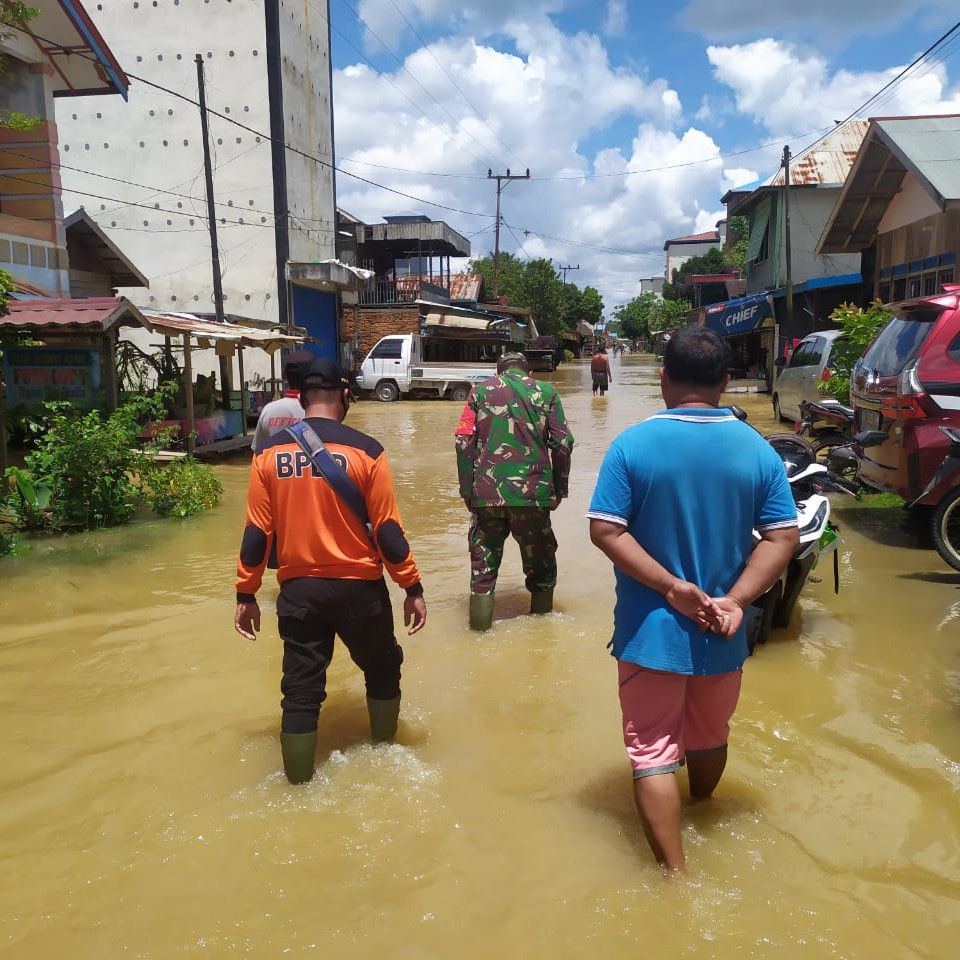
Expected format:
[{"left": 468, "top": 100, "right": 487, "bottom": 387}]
[{"left": 591, "top": 346, "right": 612, "bottom": 396}]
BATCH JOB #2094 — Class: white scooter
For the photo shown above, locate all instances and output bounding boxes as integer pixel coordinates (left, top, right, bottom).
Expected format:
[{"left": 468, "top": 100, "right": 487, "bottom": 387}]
[{"left": 728, "top": 410, "right": 851, "bottom": 651}]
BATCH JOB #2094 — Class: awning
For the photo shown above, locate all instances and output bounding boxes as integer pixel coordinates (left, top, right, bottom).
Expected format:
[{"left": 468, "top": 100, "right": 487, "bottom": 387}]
[
  {"left": 745, "top": 196, "right": 772, "bottom": 263},
  {"left": 140, "top": 311, "right": 305, "bottom": 354},
  {"left": 770, "top": 273, "right": 862, "bottom": 297},
  {"left": 703, "top": 293, "right": 775, "bottom": 336},
  {"left": 285, "top": 259, "right": 374, "bottom": 292}
]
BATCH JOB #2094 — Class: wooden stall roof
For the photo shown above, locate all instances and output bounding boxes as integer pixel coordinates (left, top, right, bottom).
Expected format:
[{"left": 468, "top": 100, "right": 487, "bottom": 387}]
[
  {"left": 1, "top": 296, "right": 145, "bottom": 334},
  {"left": 140, "top": 310, "right": 305, "bottom": 353}
]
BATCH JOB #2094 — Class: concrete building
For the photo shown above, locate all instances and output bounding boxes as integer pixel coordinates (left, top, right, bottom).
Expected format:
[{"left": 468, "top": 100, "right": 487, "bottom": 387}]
[
  {"left": 663, "top": 230, "right": 720, "bottom": 285},
  {"left": 56, "top": 0, "right": 337, "bottom": 381},
  {"left": 0, "top": 0, "right": 128, "bottom": 298}
]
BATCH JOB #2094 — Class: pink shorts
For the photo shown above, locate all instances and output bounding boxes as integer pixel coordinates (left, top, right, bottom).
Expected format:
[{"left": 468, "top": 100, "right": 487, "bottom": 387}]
[{"left": 617, "top": 661, "right": 742, "bottom": 778}]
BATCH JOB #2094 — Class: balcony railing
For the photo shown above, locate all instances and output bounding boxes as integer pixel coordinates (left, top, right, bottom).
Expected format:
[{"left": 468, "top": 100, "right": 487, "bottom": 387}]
[{"left": 358, "top": 278, "right": 450, "bottom": 306}]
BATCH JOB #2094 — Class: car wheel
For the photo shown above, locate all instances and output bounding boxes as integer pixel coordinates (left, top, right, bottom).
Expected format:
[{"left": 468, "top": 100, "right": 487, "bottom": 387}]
[
  {"left": 932, "top": 487, "right": 960, "bottom": 572},
  {"left": 773, "top": 394, "right": 787, "bottom": 423},
  {"left": 375, "top": 381, "right": 399, "bottom": 402},
  {"left": 448, "top": 384, "right": 470, "bottom": 402}
]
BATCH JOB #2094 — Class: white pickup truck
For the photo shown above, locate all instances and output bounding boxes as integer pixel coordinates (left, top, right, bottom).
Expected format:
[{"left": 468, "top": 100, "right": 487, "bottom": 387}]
[{"left": 355, "top": 333, "right": 499, "bottom": 402}]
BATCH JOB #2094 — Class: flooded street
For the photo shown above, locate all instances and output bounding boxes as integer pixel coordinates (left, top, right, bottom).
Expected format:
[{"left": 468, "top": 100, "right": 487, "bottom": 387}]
[{"left": 2, "top": 353, "right": 960, "bottom": 958}]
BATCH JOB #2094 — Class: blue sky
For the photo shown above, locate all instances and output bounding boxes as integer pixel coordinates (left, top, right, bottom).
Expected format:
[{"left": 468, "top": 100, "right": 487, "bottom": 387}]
[{"left": 327, "top": 0, "right": 960, "bottom": 311}]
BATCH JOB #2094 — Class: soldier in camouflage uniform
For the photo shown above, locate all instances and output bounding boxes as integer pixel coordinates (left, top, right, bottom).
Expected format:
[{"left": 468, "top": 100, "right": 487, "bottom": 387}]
[{"left": 454, "top": 352, "right": 574, "bottom": 630}]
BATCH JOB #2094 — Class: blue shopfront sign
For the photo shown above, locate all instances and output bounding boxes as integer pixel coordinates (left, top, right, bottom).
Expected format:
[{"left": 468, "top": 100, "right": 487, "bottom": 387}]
[
  {"left": 3, "top": 347, "right": 101, "bottom": 410},
  {"left": 703, "top": 293, "right": 774, "bottom": 336}
]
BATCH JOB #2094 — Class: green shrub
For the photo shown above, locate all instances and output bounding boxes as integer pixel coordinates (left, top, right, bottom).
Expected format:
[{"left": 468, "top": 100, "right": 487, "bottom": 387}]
[
  {"left": 819, "top": 299, "right": 893, "bottom": 403},
  {"left": 143, "top": 457, "right": 223, "bottom": 518},
  {"left": 22, "top": 394, "right": 168, "bottom": 531},
  {"left": 563, "top": 349, "right": 575, "bottom": 362}
]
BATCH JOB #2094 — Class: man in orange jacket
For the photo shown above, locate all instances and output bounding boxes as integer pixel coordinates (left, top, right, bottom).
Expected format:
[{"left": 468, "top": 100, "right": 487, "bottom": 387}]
[{"left": 234, "top": 356, "right": 427, "bottom": 784}]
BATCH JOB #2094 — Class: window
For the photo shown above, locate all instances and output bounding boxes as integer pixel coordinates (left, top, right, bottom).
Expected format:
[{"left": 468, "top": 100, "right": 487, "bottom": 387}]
[
  {"left": 369, "top": 338, "right": 403, "bottom": 360},
  {"left": 788, "top": 336, "right": 824, "bottom": 368}
]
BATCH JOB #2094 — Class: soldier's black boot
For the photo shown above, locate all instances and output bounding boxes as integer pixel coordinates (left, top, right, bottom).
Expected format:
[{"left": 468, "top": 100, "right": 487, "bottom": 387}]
[
  {"left": 529, "top": 588, "right": 554, "bottom": 614},
  {"left": 367, "top": 695, "right": 401, "bottom": 742},
  {"left": 469, "top": 592, "right": 495, "bottom": 631},
  {"left": 280, "top": 731, "right": 317, "bottom": 785}
]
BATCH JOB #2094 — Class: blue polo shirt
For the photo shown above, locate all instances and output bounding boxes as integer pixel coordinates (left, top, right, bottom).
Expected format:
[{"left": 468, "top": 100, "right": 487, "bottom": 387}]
[{"left": 587, "top": 408, "right": 797, "bottom": 675}]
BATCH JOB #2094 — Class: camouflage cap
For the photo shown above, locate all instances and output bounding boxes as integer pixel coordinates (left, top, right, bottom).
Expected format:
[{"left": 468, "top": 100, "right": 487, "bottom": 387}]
[{"left": 497, "top": 351, "right": 529, "bottom": 374}]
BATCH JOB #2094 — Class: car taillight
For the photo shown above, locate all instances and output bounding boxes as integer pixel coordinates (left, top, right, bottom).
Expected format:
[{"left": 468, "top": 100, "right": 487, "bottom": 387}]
[
  {"left": 821, "top": 367, "right": 831, "bottom": 381},
  {"left": 882, "top": 360, "right": 929, "bottom": 419}
]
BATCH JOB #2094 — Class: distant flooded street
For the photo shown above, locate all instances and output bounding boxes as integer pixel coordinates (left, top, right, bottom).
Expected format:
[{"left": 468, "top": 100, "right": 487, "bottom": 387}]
[{"left": 2, "top": 353, "right": 960, "bottom": 958}]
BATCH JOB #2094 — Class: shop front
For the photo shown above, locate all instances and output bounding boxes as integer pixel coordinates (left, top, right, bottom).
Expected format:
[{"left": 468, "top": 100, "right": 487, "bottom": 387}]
[{"left": 701, "top": 292, "right": 776, "bottom": 390}]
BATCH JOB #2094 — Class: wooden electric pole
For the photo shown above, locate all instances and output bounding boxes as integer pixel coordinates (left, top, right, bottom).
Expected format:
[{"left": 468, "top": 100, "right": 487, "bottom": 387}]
[
  {"left": 558, "top": 264, "right": 580, "bottom": 285},
  {"left": 487, "top": 168, "right": 530, "bottom": 297},
  {"left": 196, "top": 54, "right": 232, "bottom": 409},
  {"left": 782, "top": 144, "right": 793, "bottom": 333}
]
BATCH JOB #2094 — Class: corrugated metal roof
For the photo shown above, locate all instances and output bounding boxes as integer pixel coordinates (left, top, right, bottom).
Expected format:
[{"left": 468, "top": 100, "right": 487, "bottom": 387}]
[
  {"left": 2, "top": 297, "right": 143, "bottom": 332},
  {"left": 141, "top": 311, "right": 304, "bottom": 353},
  {"left": 763, "top": 119, "right": 869, "bottom": 187},
  {"left": 873, "top": 115, "right": 960, "bottom": 202}
]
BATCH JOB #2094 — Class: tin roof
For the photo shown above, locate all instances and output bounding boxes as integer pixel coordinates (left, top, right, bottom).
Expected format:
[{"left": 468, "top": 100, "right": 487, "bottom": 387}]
[
  {"left": 818, "top": 114, "right": 960, "bottom": 254},
  {"left": 663, "top": 231, "right": 720, "bottom": 249},
  {"left": 65, "top": 208, "right": 148, "bottom": 288},
  {"left": 2, "top": 296, "right": 143, "bottom": 332},
  {"left": 762, "top": 119, "right": 869, "bottom": 187}
]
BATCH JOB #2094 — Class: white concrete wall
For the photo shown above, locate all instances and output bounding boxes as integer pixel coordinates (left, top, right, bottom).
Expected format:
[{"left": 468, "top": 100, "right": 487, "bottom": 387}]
[
  {"left": 57, "top": 0, "right": 336, "bottom": 387},
  {"left": 665, "top": 240, "right": 718, "bottom": 282}
]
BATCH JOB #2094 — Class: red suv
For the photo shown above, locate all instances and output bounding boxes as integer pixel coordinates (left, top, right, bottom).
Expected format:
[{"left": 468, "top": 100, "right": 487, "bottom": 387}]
[{"left": 853, "top": 285, "right": 960, "bottom": 501}]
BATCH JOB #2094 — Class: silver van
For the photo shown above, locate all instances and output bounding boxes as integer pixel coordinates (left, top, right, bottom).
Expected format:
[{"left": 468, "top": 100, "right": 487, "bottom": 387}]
[{"left": 772, "top": 329, "right": 844, "bottom": 422}]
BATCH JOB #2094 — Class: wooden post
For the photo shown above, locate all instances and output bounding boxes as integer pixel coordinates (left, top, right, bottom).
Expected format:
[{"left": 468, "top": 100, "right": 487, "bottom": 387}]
[
  {"left": 101, "top": 330, "right": 118, "bottom": 411},
  {"left": 238, "top": 344, "right": 248, "bottom": 436},
  {"left": 182, "top": 332, "right": 195, "bottom": 456},
  {"left": 0, "top": 367, "right": 8, "bottom": 474}
]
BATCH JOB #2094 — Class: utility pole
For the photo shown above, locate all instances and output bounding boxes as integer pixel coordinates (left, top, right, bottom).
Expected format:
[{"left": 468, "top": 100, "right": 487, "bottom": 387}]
[
  {"left": 196, "top": 54, "right": 231, "bottom": 409},
  {"left": 558, "top": 264, "right": 579, "bottom": 329},
  {"left": 782, "top": 144, "right": 793, "bottom": 335},
  {"left": 487, "top": 168, "right": 530, "bottom": 298}
]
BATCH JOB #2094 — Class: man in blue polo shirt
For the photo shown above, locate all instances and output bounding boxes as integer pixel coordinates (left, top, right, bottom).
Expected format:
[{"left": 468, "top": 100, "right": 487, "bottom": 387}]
[{"left": 588, "top": 326, "right": 798, "bottom": 873}]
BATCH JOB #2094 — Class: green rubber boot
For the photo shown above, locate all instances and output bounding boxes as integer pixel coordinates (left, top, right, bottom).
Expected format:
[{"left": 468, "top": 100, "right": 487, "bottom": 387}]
[
  {"left": 280, "top": 731, "right": 317, "bottom": 785},
  {"left": 529, "top": 588, "right": 554, "bottom": 615},
  {"left": 367, "top": 695, "right": 401, "bottom": 742},
  {"left": 469, "top": 592, "right": 495, "bottom": 631}
]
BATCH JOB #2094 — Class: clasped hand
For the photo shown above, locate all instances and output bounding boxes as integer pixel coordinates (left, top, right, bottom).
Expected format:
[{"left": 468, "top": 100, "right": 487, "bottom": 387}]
[{"left": 664, "top": 581, "right": 743, "bottom": 639}]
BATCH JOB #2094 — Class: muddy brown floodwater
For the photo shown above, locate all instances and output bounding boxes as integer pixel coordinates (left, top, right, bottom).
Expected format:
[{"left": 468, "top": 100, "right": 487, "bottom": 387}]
[{"left": 2, "top": 354, "right": 960, "bottom": 958}]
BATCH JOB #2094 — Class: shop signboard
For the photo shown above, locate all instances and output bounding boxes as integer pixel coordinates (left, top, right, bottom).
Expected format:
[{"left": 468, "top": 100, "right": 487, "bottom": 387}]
[
  {"left": 703, "top": 293, "right": 775, "bottom": 336},
  {"left": 3, "top": 347, "right": 101, "bottom": 411}
]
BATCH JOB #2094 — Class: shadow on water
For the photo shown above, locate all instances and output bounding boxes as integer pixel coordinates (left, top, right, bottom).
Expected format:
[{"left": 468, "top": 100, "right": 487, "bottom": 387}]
[{"left": 834, "top": 504, "right": 933, "bottom": 550}]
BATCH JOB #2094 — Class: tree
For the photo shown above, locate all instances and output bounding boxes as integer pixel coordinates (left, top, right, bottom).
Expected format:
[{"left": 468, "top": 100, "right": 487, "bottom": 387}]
[
  {"left": 724, "top": 216, "right": 749, "bottom": 270},
  {"left": 580, "top": 286, "right": 604, "bottom": 326},
  {"left": 0, "top": 268, "right": 14, "bottom": 317},
  {"left": 520, "top": 258, "right": 563, "bottom": 335},
  {"left": 614, "top": 293, "right": 691, "bottom": 343},
  {"left": 468, "top": 251, "right": 524, "bottom": 304},
  {"left": 662, "top": 247, "right": 725, "bottom": 301},
  {"left": 819, "top": 300, "right": 893, "bottom": 403}
]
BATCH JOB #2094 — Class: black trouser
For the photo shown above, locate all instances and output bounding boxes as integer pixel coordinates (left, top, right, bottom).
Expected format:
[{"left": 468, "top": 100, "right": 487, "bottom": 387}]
[{"left": 277, "top": 577, "right": 403, "bottom": 734}]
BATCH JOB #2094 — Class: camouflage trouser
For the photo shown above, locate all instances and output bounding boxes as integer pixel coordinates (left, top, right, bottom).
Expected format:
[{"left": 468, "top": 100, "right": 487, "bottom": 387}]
[{"left": 468, "top": 507, "right": 558, "bottom": 596}]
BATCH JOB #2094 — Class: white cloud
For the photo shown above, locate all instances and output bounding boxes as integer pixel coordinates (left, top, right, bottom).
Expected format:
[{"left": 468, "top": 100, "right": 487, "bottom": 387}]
[
  {"left": 679, "top": 0, "right": 957, "bottom": 42},
  {"left": 334, "top": 22, "right": 729, "bottom": 308},
  {"left": 603, "top": 0, "right": 628, "bottom": 36},
  {"left": 708, "top": 38, "right": 960, "bottom": 138}
]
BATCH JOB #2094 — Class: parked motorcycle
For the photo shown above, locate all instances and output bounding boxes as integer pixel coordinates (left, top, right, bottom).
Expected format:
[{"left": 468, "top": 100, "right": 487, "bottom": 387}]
[
  {"left": 796, "top": 398, "right": 855, "bottom": 453},
  {"left": 729, "top": 407, "right": 853, "bottom": 651}
]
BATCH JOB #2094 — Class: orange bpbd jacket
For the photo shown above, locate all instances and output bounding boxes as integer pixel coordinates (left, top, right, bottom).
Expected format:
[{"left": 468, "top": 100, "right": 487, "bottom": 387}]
[{"left": 235, "top": 417, "right": 421, "bottom": 600}]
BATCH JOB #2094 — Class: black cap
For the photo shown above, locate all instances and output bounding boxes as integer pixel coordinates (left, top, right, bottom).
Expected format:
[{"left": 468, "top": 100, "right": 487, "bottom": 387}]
[
  {"left": 283, "top": 349, "right": 316, "bottom": 389},
  {"left": 302, "top": 356, "right": 350, "bottom": 390}
]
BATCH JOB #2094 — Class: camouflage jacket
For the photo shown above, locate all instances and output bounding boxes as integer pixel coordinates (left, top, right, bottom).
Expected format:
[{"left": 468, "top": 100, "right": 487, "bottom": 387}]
[{"left": 454, "top": 371, "right": 574, "bottom": 508}]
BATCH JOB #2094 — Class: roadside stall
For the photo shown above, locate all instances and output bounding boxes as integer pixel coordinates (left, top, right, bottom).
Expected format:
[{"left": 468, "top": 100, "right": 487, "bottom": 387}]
[
  {"left": 0, "top": 296, "right": 145, "bottom": 472},
  {"left": 138, "top": 311, "right": 305, "bottom": 456}
]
